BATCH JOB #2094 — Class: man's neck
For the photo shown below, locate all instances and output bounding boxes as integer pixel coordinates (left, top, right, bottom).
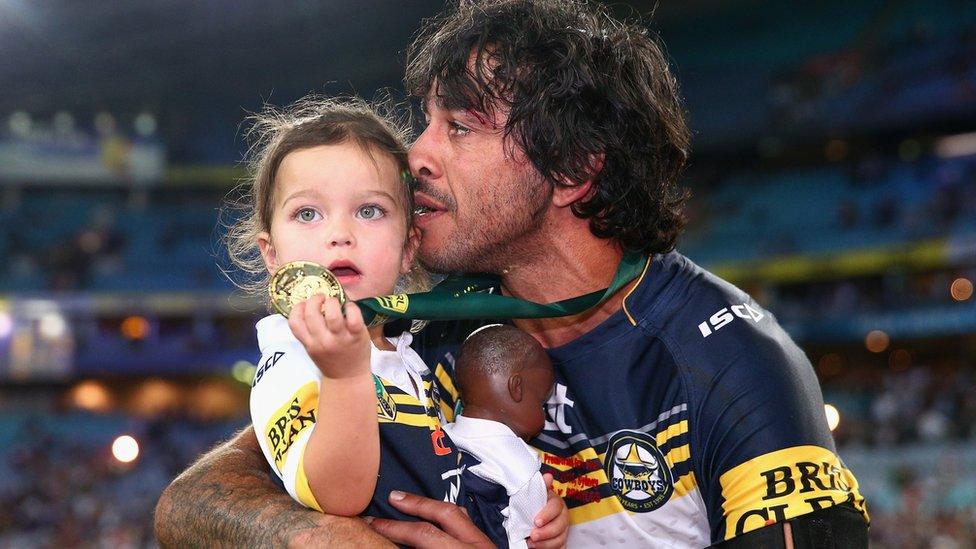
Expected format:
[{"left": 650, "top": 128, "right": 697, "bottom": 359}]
[{"left": 500, "top": 231, "right": 634, "bottom": 349}]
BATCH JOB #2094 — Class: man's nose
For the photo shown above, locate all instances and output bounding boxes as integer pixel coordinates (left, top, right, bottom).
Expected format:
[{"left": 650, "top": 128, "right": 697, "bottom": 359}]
[{"left": 408, "top": 126, "right": 441, "bottom": 181}]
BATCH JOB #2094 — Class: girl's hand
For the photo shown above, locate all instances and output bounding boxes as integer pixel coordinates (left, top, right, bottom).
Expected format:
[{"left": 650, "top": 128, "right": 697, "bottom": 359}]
[
  {"left": 528, "top": 473, "right": 569, "bottom": 549},
  {"left": 288, "top": 294, "right": 371, "bottom": 380}
]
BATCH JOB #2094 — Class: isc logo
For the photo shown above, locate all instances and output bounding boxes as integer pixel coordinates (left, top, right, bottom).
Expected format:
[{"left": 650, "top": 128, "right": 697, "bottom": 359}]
[{"left": 698, "top": 303, "right": 764, "bottom": 337}]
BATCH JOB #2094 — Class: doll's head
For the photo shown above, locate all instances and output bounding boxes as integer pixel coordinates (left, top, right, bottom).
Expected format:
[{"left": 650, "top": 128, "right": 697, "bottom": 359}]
[{"left": 455, "top": 324, "right": 554, "bottom": 441}]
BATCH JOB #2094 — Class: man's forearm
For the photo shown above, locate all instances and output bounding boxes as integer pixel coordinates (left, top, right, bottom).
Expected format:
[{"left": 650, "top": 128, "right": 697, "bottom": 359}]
[{"left": 154, "top": 425, "right": 391, "bottom": 548}]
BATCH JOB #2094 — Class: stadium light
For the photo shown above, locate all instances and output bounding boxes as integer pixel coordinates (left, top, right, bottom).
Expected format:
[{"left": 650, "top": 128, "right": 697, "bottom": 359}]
[
  {"left": 112, "top": 435, "right": 140, "bottom": 463},
  {"left": 134, "top": 112, "right": 157, "bottom": 137},
  {"left": 888, "top": 349, "right": 911, "bottom": 371},
  {"left": 130, "top": 379, "right": 181, "bottom": 416},
  {"left": 38, "top": 312, "right": 67, "bottom": 340},
  {"left": 53, "top": 111, "right": 75, "bottom": 134},
  {"left": 0, "top": 311, "right": 12, "bottom": 339},
  {"left": 865, "top": 330, "right": 889, "bottom": 353},
  {"left": 232, "top": 360, "right": 256, "bottom": 385},
  {"left": 935, "top": 132, "right": 976, "bottom": 159},
  {"left": 94, "top": 112, "right": 116, "bottom": 135},
  {"left": 7, "top": 111, "right": 31, "bottom": 137},
  {"left": 951, "top": 278, "right": 973, "bottom": 302},
  {"left": 824, "top": 404, "right": 840, "bottom": 432},
  {"left": 70, "top": 380, "right": 112, "bottom": 412},
  {"left": 121, "top": 315, "right": 151, "bottom": 341}
]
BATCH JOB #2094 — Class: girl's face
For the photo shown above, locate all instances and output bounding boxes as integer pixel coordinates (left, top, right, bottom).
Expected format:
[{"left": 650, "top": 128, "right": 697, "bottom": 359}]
[{"left": 257, "top": 142, "right": 418, "bottom": 301}]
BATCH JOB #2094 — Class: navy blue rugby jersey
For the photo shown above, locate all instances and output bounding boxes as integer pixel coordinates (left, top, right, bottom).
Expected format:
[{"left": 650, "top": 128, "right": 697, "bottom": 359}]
[{"left": 413, "top": 251, "right": 868, "bottom": 546}]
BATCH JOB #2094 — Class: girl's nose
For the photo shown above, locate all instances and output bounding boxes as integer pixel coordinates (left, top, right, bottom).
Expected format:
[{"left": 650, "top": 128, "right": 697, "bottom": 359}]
[
  {"left": 330, "top": 235, "right": 352, "bottom": 247},
  {"left": 327, "top": 222, "right": 354, "bottom": 248}
]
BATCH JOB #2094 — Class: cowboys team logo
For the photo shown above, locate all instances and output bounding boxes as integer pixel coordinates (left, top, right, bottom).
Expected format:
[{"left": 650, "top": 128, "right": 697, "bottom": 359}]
[{"left": 604, "top": 430, "right": 673, "bottom": 512}]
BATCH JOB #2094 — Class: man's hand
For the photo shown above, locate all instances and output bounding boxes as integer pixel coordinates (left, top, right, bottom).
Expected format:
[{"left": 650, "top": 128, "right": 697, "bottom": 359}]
[
  {"left": 289, "top": 295, "right": 371, "bottom": 379},
  {"left": 367, "top": 491, "right": 493, "bottom": 548},
  {"left": 528, "top": 473, "right": 569, "bottom": 549},
  {"left": 154, "top": 426, "right": 393, "bottom": 548}
]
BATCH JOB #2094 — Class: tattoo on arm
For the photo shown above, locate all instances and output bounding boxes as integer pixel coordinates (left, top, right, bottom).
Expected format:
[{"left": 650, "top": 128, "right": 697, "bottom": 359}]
[{"left": 154, "top": 425, "right": 389, "bottom": 548}]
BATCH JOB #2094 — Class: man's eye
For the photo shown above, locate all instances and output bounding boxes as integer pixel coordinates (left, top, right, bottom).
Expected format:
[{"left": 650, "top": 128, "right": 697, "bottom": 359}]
[
  {"left": 448, "top": 121, "right": 470, "bottom": 136},
  {"left": 297, "top": 208, "right": 320, "bottom": 222},
  {"left": 357, "top": 205, "right": 385, "bottom": 220}
]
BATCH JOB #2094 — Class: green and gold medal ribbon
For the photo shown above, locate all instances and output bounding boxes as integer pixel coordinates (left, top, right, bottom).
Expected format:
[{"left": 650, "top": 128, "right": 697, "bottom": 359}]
[{"left": 355, "top": 251, "right": 648, "bottom": 325}]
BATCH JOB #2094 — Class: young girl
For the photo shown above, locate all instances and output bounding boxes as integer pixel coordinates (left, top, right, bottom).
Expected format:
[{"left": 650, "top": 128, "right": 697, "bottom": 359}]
[
  {"left": 228, "top": 96, "right": 458, "bottom": 520},
  {"left": 226, "top": 97, "right": 567, "bottom": 547}
]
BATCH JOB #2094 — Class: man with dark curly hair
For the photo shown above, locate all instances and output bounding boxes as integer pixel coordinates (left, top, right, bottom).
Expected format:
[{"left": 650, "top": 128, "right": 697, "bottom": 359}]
[{"left": 155, "top": 1, "right": 869, "bottom": 547}]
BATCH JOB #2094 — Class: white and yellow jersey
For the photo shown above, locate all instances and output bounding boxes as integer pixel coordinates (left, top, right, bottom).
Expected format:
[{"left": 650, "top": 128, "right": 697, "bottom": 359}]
[{"left": 249, "top": 314, "right": 461, "bottom": 520}]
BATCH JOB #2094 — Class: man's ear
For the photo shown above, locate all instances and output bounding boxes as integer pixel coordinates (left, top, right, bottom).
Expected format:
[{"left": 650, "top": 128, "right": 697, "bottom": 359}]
[
  {"left": 552, "top": 152, "right": 604, "bottom": 208},
  {"left": 400, "top": 226, "right": 422, "bottom": 275},
  {"left": 257, "top": 231, "right": 278, "bottom": 273},
  {"left": 508, "top": 373, "right": 524, "bottom": 403}
]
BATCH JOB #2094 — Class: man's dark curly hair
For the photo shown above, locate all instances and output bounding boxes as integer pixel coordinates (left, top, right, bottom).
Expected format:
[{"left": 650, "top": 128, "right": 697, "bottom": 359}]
[{"left": 405, "top": 0, "right": 691, "bottom": 254}]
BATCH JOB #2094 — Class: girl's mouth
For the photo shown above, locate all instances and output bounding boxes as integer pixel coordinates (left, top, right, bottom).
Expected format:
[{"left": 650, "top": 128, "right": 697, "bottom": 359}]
[{"left": 327, "top": 261, "right": 362, "bottom": 283}]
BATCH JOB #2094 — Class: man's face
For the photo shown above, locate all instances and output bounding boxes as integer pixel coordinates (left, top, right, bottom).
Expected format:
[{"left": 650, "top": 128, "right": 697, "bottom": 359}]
[{"left": 408, "top": 90, "right": 552, "bottom": 274}]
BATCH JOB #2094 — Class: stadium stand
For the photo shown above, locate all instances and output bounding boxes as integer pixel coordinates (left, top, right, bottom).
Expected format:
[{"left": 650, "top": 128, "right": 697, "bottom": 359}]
[{"left": 2, "top": 1, "right": 976, "bottom": 547}]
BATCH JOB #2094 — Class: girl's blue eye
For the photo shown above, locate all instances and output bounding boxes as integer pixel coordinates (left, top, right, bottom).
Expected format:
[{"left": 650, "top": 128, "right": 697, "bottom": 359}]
[
  {"left": 297, "top": 208, "right": 320, "bottom": 222},
  {"left": 357, "top": 205, "right": 385, "bottom": 220}
]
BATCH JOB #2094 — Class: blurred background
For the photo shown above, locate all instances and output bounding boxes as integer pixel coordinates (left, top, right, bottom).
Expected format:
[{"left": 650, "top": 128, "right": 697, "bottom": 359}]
[{"left": 1, "top": 0, "right": 975, "bottom": 547}]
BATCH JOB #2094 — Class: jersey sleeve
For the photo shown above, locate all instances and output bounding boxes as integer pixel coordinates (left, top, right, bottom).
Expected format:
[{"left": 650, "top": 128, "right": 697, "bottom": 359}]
[
  {"left": 503, "top": 471, "right": 548, "bottom": 549},
  {"left": 249, "top": 339, "right": 324, "bottom": 512},
  {"left": 672, "top": 293, "right": 868, "bottom": 542}
]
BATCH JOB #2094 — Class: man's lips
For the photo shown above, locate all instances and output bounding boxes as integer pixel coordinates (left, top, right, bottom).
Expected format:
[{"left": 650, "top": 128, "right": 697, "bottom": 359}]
[{"left": 413, "top": 192, "right": 447, "bottom": 226}]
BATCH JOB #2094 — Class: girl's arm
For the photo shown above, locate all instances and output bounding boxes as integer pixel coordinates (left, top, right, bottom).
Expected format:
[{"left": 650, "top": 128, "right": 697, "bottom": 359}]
[{"left": 288, "top": 295, "right": 379, "bottom": 516}]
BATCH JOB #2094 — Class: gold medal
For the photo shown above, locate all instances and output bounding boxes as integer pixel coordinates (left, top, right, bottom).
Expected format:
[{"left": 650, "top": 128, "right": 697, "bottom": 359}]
[{"left": 269, "top": 260, "right": 345, "bottom": 318}]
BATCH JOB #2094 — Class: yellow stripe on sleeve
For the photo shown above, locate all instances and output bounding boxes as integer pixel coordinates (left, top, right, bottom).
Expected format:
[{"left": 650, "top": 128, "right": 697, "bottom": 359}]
[
  {"left": 719, "top": 445, "right": 869, "bottom": 540},
  {"left": 296, "top": 450, "right": 324, "bottom": 512}
]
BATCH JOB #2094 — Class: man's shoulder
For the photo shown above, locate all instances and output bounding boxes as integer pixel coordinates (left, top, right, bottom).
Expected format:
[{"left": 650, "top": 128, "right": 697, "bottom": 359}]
[{"left": 634, "top": 252, "right": 798, "bottom": 372}]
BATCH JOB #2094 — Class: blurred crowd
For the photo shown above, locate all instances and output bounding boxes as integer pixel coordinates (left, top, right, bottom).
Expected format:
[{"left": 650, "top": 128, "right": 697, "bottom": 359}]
[
  {"left": 825, "top": 361, "right": 976, "bottom": 546},
  {"left": 0, "top": 413, "right": 246, "bottom": 548},
  {"left": 770, "top": 17, "right": 976, "bottom": 131},
  {"left": 825, "top": 362, "right": 976, "bottom": 447},
  {"left": 867, "top": 464, "right": 976, "bottom": 548},
  {"left": 769, "top": 264, "right": 976, "bottom": 324},
  {"left": 843, "top": 154, "right": 976, "bottom": 235}
]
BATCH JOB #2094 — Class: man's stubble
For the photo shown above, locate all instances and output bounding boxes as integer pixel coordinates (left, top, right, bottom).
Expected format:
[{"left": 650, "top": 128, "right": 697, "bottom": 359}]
[{"left": 417, "top": 169, "right": 552, "bottom": 275}]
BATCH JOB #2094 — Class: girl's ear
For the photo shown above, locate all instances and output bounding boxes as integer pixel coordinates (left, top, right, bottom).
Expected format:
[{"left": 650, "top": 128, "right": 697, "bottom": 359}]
[
  {"left": 400, "top": 226, "right": 422, "bottom": 274},
  {"left": 257, "top": 231, "right": 278, "bottom": 273}
]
